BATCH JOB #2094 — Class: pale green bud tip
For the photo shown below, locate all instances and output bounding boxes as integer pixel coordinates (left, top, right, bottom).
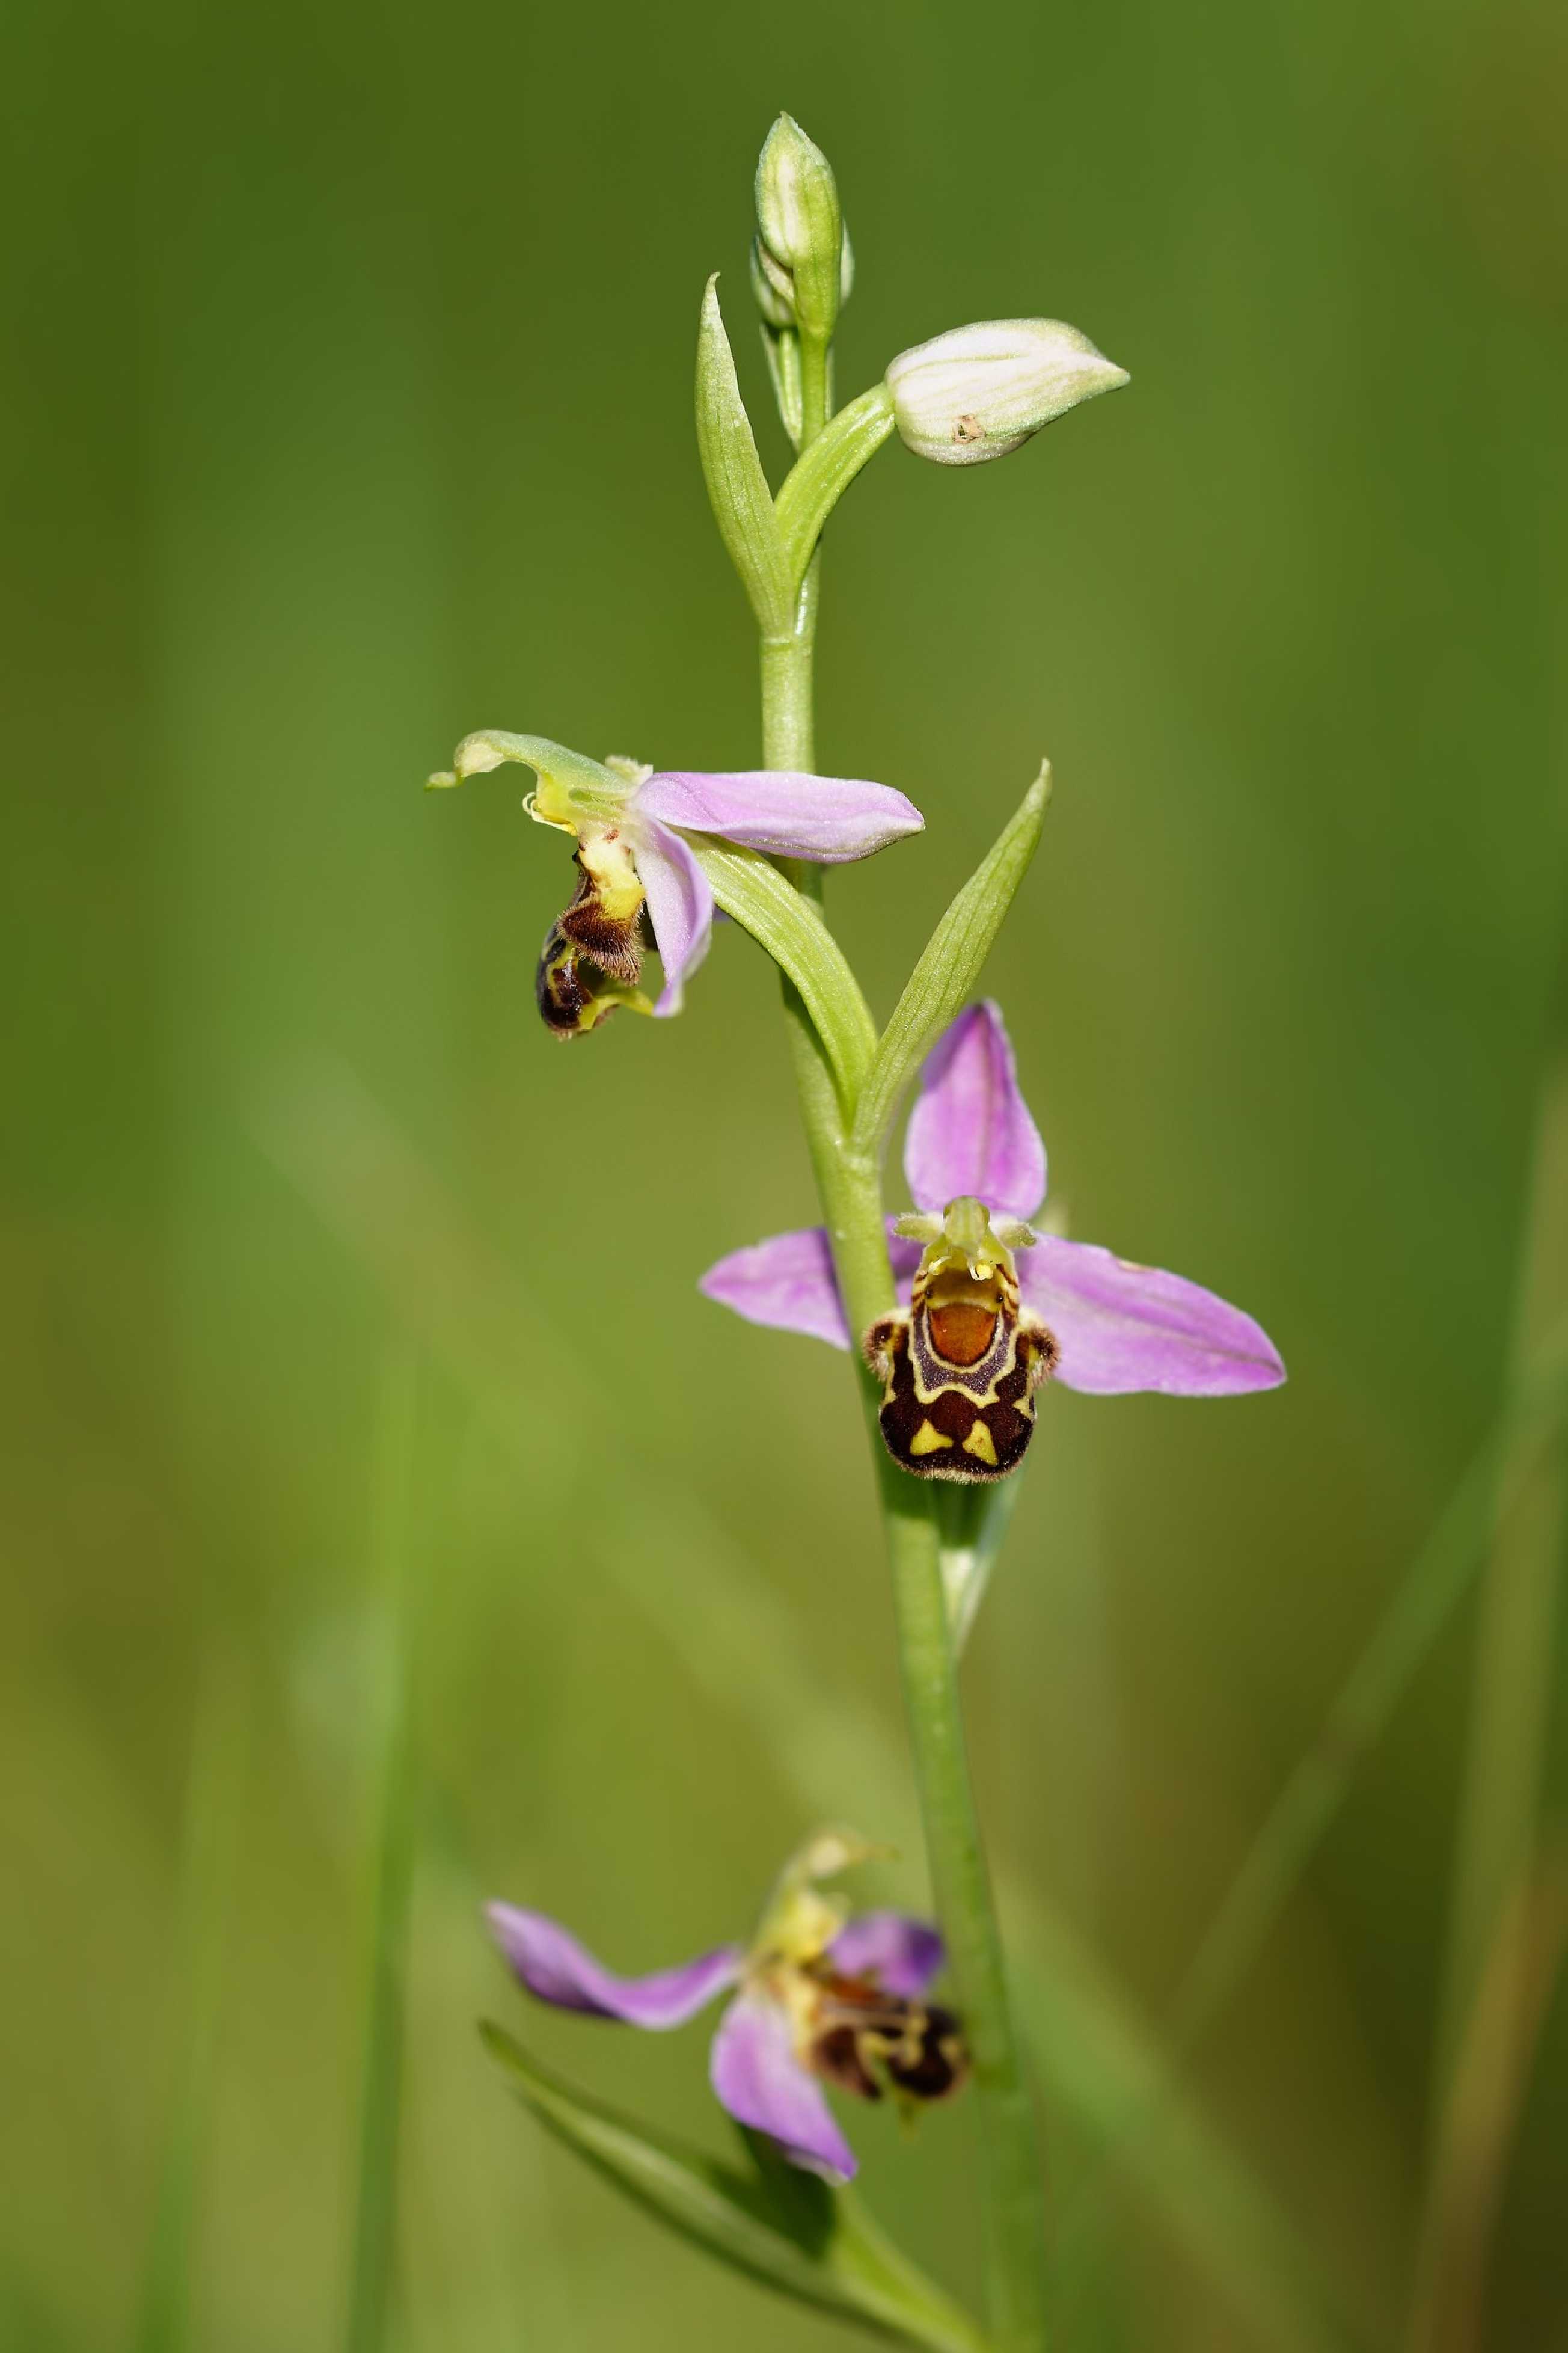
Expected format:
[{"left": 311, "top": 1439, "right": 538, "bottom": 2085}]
[
  {"left": 798, "top": 1826, "right": 880, "bottom": 1880},
  {"left": 885, "top": 318, "right": 1129, "bottom": 466},
  {"left": 426, "top": 734, "right": 509, "bottom": 790},
  {"left": 753, "top": 112, "right": 849, "bottom": 337},
  {"left": 755, "top": 114, "right": 835, "bottom": 265}
]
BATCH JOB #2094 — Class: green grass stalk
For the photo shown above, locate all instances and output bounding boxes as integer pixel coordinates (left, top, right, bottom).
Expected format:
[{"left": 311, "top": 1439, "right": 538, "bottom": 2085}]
[
  {"left": 133, "top": 1646, "right": 248, "bottom": 2353},
  {"left": 1047, "top": 1314, "right": 1568, "bottom": 2329},
  {"left": 344, "top": 1347, "right": 423, "bottom": 2353},
  {"left": 1408, "top": 973, "right": 1568, "bottom": 2349}
]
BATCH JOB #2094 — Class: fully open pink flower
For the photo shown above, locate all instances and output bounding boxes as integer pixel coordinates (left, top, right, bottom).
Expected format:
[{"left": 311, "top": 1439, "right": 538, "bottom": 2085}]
[
  {"left": 488, "top": 1833, "right": 957, "bottom": 2182},
  {"left": 701, "top": 1001, "right": 1285, "bottom": 1397},
  {"left": 429, "top": 732, "right": 923, "bottom": 1024}
]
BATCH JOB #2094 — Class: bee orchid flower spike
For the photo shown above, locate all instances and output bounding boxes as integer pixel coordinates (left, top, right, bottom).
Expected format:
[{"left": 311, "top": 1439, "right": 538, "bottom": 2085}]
[
  {"left": 429, "top": 731, "right": 922, "bottom": 1035},
  {"left": 702, "top": 1001, "right": 1285, "bottom": 1479},
  {"left": 426, "top": 115, "right": 1293, "bottom": 2351},
  {"left": 488, "top": 1830, "right": 964, "bottom": 2183}
]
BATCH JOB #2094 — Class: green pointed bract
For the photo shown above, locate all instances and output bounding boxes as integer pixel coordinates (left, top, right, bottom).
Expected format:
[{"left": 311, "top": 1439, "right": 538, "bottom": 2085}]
[
  {"left": 683, "top": 833, "right": 877, "bottom": 1115},
  {"left": 695, "top": 277, "right": 792, "bottom": 635},
  {"left": 850, "top": 762, "right": 1053, "bottom": 1162},
  {"left": 750, "top": 233, "right": 797, "bottom": 332},
  {"left": 774, "top": 382, "right": 898, "bottom": 589},
  {"left": 759, "top": 313, "right": 805, "bottom": 450},
  {"left": 480, "top": 2026, "right": 985, "bottom": 2352},
  {"left": 936, "top": 1474, "right": 1025, "bottom": 1654}
]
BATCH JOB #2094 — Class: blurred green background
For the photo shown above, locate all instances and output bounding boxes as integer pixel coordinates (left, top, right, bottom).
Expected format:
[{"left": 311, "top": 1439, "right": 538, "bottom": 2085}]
[{"left": 4, "top": 0, "right": 1566, "bottom": 2345}]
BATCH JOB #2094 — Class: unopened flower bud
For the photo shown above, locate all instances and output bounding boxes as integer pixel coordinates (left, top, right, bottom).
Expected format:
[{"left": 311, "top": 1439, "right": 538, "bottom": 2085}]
[
  {"left": 749, "top": 234, "right": 796, "bottom": 331},
  {"left": 753, "top": 114, "right": 851, "bottom": 340},
  {"left": 885, "top": 318, "right": 1129, "bottom": 467}
]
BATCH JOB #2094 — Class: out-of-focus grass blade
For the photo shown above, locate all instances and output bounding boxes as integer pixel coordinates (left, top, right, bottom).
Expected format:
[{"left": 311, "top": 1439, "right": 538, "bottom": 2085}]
[
  {"left": 343, "top": 1347, "right": 423, "bottom": 2353},
  {"left": 1404, "top": 1848, "right": 1568, "bottom": 2353},
  {"left": 1410, "top": 1010, "right": 1568, "bottom": 2353},
  {"left": 3, "top": 2274, "right": 72, "bottom": 2352},
  {"left": 1047, "top": 1318, "right": 1568, "bottom": 2333},
  {"left": 403, "top": 1831, "right": 580, "bottom": 2353},
  {"left": 1430, "top": 1046, "right": 1568, "bottom": 2085},
  {"left": 133, "top": 1645, "right": 248, "bottom": 2353},
  {"left": 480, "top": 2026, "right": 986, "bottom": 2352},
  {"left": 1171, "top": 1320, "right": 1568, "bottom": 2054},
  {"left": 1014, "top": 1932, "right": 1368, "bottom": 2353}
]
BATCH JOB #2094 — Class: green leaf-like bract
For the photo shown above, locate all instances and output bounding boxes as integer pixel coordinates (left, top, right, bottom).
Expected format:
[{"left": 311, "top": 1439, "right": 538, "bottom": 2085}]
[
  {"left": 696, "top": 277, "right": 792, "bottom": 636},
  {"left": 850, "top": 764, "right": 1053, "bottom": 1163},
  {"left": 480, "top": 2025, "right": 985, "bottom": 2351},
  {"left": 685, "top": 835, "right": 878, "bottom": 1117},
  {"left": 760, "top": 322, "right": 805, "bottom": 451},
  {"left": 774, "top": 384, "right": 898, "bottom": 592},
  {"left": 936, "top": 1474, "right": 1025, "bottom": 1655}
]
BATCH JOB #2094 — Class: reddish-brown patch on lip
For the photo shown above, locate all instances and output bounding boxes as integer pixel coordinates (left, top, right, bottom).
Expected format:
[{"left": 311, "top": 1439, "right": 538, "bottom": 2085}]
[
  {"left": 927, "top": 1302, "right": 997, "bottom": 1366},
  {"left": 804, "top": 1969, "right": 970, "bottom": 2106}
]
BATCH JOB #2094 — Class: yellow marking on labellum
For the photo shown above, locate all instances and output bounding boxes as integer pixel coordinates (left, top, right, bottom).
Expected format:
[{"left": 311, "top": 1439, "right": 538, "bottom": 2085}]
[
  {"left": 962, "top": 1421, "right": 999, "bottom": 1467},
  {"left": 909, "top": 1419, "right": 954, "bottom": 1457},
  {"left": 575, "top": 826, "right": 645, "bottom": 927}
]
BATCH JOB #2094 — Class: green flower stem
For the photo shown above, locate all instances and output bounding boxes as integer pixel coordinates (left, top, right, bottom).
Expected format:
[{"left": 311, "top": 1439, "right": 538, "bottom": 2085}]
[
  {"left": 799, "top": 329, "right": 831, "bottom": 446},
  {"left": 758, "top": 411, "right": 1047, "bottom": 2349},
  {"left": 880, "top": 1472, "right": 1049, "bottom": 2353},
  {"left": 760, "top": 600, "right": 816, "bottom": 772}
]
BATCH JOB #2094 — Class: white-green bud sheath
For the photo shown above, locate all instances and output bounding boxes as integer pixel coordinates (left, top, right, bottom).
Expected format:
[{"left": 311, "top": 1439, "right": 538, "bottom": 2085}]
[
  {"left": 753, "top": 114, "right": 851, "bottom": 340},
  {"left": 749, "top": 235, "right": 797, "bottom": 331},
  {"left": 885, "top": 318, "right": 1129, "bottom": 466}
]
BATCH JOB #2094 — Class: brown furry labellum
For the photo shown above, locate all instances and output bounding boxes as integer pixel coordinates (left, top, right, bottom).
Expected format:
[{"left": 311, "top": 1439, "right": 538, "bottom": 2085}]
[
  {"left": 534, "top": 829, "right": 650, "bottom": 1038},
  {"left": 802, "top": 1966, "right": 969, "bottom": 2108},
  {"left": 865, "top": 1219, "right": 1058, "bottom": 1482}
]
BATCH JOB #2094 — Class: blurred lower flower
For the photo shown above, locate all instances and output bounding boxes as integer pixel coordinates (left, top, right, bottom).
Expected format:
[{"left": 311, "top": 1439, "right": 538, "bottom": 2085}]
[
  {"left": 428, "top": 731, "right": 922, "bottom": 1034},
  {"left": 488, "top": 1829, "right": 963, "bottom": 2181}
]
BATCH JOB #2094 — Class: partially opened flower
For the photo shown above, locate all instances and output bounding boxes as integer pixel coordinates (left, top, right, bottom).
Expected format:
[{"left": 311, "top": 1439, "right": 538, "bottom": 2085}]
[
  {"left": 702, "top": 1001, "right": 1285, "bottom": 1480},
  {"left": 429, "top": 731, "right": 923, "bottom": 1036},
  {"left": 488, "top": 1829, "right": 963, "bottom": 2182}
]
